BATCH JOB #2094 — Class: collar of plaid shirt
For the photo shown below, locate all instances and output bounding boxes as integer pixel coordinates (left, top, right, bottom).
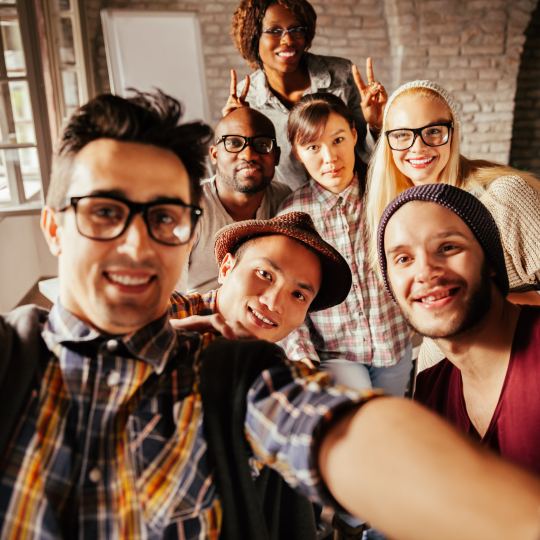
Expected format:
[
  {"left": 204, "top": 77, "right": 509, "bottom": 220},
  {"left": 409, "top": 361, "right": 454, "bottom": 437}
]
[{"left": 310, "top": 174, "right": 360, "bottom": 212}]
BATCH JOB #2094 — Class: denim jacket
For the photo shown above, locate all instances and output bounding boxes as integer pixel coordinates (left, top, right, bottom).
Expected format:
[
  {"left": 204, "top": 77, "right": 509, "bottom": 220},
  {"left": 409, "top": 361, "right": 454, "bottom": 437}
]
[{"left": 237, "top": 53, "right": 375, "bottom": 191}]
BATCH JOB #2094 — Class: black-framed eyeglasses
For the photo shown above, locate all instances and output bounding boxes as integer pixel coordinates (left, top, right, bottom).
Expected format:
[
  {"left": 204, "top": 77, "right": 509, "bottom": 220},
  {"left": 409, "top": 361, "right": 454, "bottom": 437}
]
[
  {"left": 261, "top": 26, "right": 307, "bottom": 39},
  {"left": 385, "top": 122, "right": 454, "bottom": 151},
  {"left": 57, "top": 195, "right": 202, "bottom": 246},
  {"left": 216, "top": 135, "right": 276, "bottom": 155}
]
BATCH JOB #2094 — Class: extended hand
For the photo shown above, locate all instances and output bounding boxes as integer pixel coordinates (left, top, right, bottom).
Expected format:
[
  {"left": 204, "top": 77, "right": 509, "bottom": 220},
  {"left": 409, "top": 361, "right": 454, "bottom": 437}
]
[
  {"left": 352, "top": 58, "right": 388, "bottom": 135},
  {"left": 170, "top": 313, "right": 257, "bottom": 340},
  {"left": 222, "top": 69, "right": 251, "bottom": 117}
]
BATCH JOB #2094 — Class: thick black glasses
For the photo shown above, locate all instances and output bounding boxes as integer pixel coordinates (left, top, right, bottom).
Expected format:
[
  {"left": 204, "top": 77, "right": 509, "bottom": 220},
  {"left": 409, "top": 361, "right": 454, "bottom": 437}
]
[
  {"left": 261, "top": 26, "right": 307, "bottom": 39},
  {"left": 58, "top": 195, "right": 202, "bottom": 246},
  {"left": 216, "top": 135, "right": 276, "bottom": 155},
  {"left": 385, "top": 122, "right": 454, "bottom": 151}
]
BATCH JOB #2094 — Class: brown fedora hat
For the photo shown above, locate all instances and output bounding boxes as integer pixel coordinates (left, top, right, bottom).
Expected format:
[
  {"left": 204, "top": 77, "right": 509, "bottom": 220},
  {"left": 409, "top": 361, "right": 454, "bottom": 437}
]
[{"left": 214, "top": 212, "right": 352, "bottom": 312}]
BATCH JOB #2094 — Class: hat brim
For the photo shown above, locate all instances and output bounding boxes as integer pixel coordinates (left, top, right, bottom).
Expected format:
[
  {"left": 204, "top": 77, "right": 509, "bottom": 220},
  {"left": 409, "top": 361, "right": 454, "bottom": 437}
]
[{"left": 214, "top": 219, "right": 352, "bottom": 312}]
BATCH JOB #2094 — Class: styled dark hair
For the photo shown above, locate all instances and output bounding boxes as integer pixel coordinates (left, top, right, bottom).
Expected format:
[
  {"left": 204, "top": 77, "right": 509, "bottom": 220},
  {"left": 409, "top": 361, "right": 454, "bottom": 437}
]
[
  {"left": 287, "top": 92, "right": 355, "bottom": 148},
  {"left": 47, "top": 90, "right": 213, "bottom": 208},
  {"left": 231, "top": 0, "right": 317, "bottom": 70}
]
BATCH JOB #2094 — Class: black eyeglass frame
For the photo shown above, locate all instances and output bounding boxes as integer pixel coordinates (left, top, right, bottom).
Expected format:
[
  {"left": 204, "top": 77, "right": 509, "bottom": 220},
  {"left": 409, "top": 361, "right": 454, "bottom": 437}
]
[
  {"left": 215, "top": 135, "right": 277, "bottom": 155},
  {"left": 57, "top": 195, "right": 203, "bottom": 246},
  {"left": 261, "top": 26, "right": 308, "bottom": 39},
  {"left": 385, "top": 121, "right": 454, "bottom": 151}
]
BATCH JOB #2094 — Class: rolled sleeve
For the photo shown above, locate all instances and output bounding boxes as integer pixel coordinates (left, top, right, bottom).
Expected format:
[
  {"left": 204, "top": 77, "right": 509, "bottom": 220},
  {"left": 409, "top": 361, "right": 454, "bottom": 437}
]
[{"left": 244, "top": 360, "right": 383, "bottom": 506}]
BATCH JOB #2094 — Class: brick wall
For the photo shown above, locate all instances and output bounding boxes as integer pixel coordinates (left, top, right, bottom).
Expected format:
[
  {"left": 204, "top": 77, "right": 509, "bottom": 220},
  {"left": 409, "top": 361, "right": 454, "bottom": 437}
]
[
  {"left": 82, "top": 0, "right": 539, "bottom": 163},
  {"left": 509, "top": 1, "right": 540, "bottom": 173}
]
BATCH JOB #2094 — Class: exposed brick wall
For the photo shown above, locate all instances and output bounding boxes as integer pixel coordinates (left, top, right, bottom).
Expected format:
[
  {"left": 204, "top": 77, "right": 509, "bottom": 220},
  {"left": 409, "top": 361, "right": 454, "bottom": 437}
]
[
  {"left": 510, "top": 1, "right": 540, "bottom": 173},
  {"left": 81, "top": 0, "right": 539, "bottom": 163}
]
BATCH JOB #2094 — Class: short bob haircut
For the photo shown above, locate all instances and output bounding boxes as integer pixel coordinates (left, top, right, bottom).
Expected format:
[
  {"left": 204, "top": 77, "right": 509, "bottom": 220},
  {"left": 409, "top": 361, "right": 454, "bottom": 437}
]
[
  {"left": 47, "top": 90, "right": 213, "bottom": 209},
  {"left": 231, "top": 0, "right": 317, "bottom": 70}
]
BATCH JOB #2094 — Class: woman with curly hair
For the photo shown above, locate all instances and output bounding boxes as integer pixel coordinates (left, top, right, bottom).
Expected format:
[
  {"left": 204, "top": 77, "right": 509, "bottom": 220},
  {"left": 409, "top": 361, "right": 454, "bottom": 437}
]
[{"left": 225, "top": 0, "right": 387, "bottom": 190}]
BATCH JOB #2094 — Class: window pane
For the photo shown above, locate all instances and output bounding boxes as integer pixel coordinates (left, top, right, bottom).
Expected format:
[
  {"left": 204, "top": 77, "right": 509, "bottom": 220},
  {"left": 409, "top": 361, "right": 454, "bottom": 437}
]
[
  {"left": 0, "top": 150, "right": 10, "bottom": 203},
  {"left": 59, "top": 17, "right": 75, "bottom": 65},
  {"left": 19, "top": 147, "right": 41, "bottom": 200},
  {"left": 55, "top": 0, "right": 70, "bottom": 11},
  {"left": 61, "top": 70, "right": 79, "bottom": 116},
  {"left": 0, "top": 13, "right": 25, "bottom": 77},
  {"left": 7, "top": 80, "right": 36, "bottom": 143}
]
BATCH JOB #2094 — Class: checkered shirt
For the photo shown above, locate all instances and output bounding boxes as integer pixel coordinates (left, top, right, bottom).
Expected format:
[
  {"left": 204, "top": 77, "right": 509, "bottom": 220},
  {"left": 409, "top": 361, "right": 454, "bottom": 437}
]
[
  {"left": 277, "top": 177, "right": 410, "bottom": 367},
  {"left": 0, "top": 302, "right": 380, "bottom": 539}
]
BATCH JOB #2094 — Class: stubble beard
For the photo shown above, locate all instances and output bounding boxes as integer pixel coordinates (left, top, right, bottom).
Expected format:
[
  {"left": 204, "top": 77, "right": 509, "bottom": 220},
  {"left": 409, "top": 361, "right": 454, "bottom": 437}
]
[
  {"left": 396, "top": 260, "right": 493, "bottom": 340},
  {"left": 217, "top": 163, "right": 273, "bottom": 195}
]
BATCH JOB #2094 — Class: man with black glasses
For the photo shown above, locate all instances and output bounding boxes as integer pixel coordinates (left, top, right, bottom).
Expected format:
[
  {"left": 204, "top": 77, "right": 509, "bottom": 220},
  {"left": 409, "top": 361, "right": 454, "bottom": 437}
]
[
  {"left": 176, "top": 106, "right": 290, "bottom": 294},
  {"left": 3, "top": 91, "right": 540, "bottom": 540}
]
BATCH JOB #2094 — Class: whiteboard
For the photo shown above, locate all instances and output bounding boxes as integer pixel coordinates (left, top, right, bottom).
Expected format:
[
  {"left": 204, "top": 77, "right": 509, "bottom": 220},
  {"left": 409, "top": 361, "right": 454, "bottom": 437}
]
[{"left": 101, "top": 10, "right": 211, "bottom": 124}]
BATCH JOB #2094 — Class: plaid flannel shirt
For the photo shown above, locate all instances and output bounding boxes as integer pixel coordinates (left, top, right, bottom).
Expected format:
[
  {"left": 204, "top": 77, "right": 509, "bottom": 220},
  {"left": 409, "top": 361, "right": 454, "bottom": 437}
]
[
  {"left": 276, "top": 177, "right": 410, "bottom": 367},
  {"left": 0, "top": 302, "right": 379, "bottom": 539}
]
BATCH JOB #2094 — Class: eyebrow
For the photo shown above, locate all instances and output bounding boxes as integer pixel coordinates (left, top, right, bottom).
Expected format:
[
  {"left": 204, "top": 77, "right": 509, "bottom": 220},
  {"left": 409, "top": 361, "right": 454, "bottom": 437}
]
[
  {"left": 259, "top": 257, "right": 316, "bottom": 295},
  {"left": 86, "top": 189, "right": 187, "bottom": 204},
  {"left": 391, "top": 119, "right": 451, "bottom": 130},
  {"left": 385, "top": 230, "right": 469, "bottom": 255},
  {"left": 329, "top": 129, "right": 346, "bottom": 137}
]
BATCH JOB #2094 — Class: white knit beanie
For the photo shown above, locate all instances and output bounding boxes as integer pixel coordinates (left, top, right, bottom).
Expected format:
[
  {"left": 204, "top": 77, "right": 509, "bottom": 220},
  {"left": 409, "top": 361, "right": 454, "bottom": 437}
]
[{"left": 383, "top": 80, "right": 462, "bottom": 139}]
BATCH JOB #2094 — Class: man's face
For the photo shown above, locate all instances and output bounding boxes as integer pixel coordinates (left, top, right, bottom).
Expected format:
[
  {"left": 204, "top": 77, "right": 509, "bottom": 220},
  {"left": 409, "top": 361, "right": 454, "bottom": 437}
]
[
  {"left": 42, "top": 139, "right": 193, "bottom": 334},
  {"left": 216, "top": 235, "right": 322, "bottom": 342},
  {"left": 384, "top": 202, "right": 494, "bottom": 339},
  {"left": 210, "top": 109, "right": 280, "bottom": 194}
]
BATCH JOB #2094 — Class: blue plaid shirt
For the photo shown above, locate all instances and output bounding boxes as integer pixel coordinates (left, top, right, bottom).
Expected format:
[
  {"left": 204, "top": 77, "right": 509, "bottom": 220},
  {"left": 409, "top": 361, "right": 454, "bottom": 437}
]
[{"left": 0, "top": 303, "right": 380, "bottom": 539}]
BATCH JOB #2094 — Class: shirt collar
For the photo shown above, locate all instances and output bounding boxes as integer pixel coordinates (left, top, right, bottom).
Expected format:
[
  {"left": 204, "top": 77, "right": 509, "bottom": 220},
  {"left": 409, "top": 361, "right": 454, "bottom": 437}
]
[
  {"left": 253, "top": 53, "right": 330, "bottom": 108},
  {"left": 42, "top": 302, "right": 178, "bottom": 374},
  {"left": 310, "top": 175, "right": 360, "bottom": 211}
]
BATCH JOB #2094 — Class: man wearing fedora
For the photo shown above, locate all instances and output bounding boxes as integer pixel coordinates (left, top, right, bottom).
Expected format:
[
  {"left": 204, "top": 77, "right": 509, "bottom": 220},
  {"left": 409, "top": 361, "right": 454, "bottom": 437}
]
[
  {"left": 378, "top": 183, "right": 540, "bottom": 477},
  {"left": 2, "top": 91, "right": 540, "bottom": 540},
  {"left": 176, "top": 106, "right": 290, "bottom": 295}
]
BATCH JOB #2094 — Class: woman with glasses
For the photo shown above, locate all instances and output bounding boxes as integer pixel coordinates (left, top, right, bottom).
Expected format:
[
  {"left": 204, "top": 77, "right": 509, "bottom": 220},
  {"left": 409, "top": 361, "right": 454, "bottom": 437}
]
[
  {"left": 364, "top": 80, "right": 540, "bottom": 370},
  {"left": 224, "top": 0, "right": 387, "bottom": 190}
]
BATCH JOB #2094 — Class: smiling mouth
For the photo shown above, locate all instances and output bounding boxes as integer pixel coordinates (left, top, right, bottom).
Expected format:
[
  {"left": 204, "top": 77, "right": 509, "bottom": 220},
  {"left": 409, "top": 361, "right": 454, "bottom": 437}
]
[
  {"left": 407, "top": 156, "right": 436, "bottom": 166},
  {"left": 104, "top": 272, "right": 156, "bottom": 287},
  {"left": 248, "top": 306, "right": 277, "bottom": 327},
  {"left": 414, "top": 287, "right": 459, "bottom": 304},
  {"left": 323, "top": 167, "right": 343, "bottom": 175},
  {"left": 277, "top": 51, "right": 297, "bottom": 58}
]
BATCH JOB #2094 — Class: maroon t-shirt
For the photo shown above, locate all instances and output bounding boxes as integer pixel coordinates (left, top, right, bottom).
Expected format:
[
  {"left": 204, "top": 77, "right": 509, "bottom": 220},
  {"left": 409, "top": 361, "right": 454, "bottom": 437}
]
[{"left": 415, "top": 305, "right": 540, "bottom": 476}]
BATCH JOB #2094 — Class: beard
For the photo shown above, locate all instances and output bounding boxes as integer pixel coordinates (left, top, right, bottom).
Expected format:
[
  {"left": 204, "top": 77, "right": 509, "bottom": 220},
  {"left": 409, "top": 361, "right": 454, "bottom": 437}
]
[
  {"left": 395, "top": 259, "right": 493, "bottom": 340},
  {"left": 216, "top": 163, "right": 274, "bottom": 194}
]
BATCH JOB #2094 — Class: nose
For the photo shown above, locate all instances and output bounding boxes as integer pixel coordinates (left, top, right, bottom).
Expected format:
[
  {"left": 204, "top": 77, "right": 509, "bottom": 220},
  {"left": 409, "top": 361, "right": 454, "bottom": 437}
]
[
  {"left": 259, "top": 284, "right": 284, "bottom": 315},
  {"left": 415, "top": 251, "right": 444, "bottom": 283},
  {"left": 321, "top": 144, "right": 336, "bottom": 163},
  {"left": 280, "top": 30, "right": 294, "bottom": 45},
  {"left": 238, "top": 141, "right": 259, "bottom": 161},
  {"left": 117, "top": 214, "right": 155, "bottom": 260},
  {"left": 410, "top": 133, "right": 428, "bottom": 152}
]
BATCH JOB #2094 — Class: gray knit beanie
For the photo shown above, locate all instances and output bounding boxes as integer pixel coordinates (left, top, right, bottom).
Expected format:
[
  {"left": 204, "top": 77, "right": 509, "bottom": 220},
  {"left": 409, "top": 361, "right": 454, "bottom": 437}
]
[
  {"left": 377, "top": 183, "right": 509, "bottom": 301},
  {"left": 383, "top": 80, "right": 462, "bottom": 139}
]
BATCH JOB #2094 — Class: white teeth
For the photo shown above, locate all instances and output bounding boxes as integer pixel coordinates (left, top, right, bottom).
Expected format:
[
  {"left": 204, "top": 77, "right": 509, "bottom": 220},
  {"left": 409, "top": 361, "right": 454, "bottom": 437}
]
[
  {"left": 421, "top": 295, "right": 437, "bottom": 303},
  {"left": 108, "top": 273, "right": 151, "bottom": 286},
  {"left": 252, "top": 309, "right": 276, "bottom": 326},
  {"left": 278, "top": 52, "right": 295, "bottom": 57},
  {"left": 409, "top": 157, "right": 434, "bottom": 164},
  {"left": 421, "top": 292, "right": 449, "bottom": 303}
]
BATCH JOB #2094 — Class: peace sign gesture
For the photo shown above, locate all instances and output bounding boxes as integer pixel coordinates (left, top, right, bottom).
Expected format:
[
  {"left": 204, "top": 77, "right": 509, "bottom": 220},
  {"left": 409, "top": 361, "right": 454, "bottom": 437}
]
[
  {"left": 221, "top": 70, "right": 251, "bottom": 117},
  {"left": 352, "top": 58, "right": 388, "bottom": 134}
]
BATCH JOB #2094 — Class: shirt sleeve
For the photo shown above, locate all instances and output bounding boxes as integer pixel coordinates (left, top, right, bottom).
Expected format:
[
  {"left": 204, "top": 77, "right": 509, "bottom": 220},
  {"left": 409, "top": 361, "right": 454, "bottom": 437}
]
[
  {"left": 280, "top": 320, "right": 319, "bottom": 364},
  {"left": 244, "top": 358, "right": 383, "bottom": 506}
]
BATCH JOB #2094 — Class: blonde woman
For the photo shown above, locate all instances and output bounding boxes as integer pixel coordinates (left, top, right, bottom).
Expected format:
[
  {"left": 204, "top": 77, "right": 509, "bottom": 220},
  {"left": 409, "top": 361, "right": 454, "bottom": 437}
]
[{"left": 365, "top": 80, "right": 540, "bottom": 370}]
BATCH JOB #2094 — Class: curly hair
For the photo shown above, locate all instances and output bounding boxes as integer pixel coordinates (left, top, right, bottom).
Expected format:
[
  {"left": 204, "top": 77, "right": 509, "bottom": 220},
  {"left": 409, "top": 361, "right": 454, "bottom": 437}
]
[
  {"left": 231, "top": 0, "right": 317, "bottom": 70},
  {"left": 47, "top": 90, "right": 213, "bottom": 208}
]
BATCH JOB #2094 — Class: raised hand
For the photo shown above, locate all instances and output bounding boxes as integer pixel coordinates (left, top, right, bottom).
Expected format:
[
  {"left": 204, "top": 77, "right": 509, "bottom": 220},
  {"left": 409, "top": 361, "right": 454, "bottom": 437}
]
[
  {"left": 170, "top": 313, "right": 257, "bottom": 340},
  {"left": 221, "top": 69, "right": 251, "bottom": 117},
  {"left": 352, "top": 58, "right": 388, "bottom": 134}
]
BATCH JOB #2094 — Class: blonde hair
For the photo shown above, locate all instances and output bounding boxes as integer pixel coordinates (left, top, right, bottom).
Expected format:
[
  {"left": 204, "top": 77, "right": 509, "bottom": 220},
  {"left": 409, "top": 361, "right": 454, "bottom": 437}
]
[{"left": 365, "top": 84, "right": 540, "bottom": 275}]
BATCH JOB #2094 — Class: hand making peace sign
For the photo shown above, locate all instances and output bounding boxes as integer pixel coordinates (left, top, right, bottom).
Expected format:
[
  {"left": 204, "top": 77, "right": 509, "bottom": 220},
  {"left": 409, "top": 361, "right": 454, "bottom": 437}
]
[
  {"left": 352, "top": 57, "right": 388, "bottom": 135},
  {"left": 221, "top": 69, "right": 251, "bottom": 117}
]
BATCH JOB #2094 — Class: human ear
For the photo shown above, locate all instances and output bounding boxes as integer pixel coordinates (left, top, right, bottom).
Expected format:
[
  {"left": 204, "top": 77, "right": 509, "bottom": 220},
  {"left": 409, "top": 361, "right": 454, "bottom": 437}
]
[
  {"left": 351, "top": 122, "right": 358, "bottom": 145},
  {"left": 274, "top": 145, "right": 281, "bottom": 166},
  {"left": 210, "top": 145, "right": 218, "bottom": 165},
  {"left": 217, "top": 253, "right": 236, "bottom": 284},
  {"left": 41, "top": 207, "right": 62, "bottom": 257}
]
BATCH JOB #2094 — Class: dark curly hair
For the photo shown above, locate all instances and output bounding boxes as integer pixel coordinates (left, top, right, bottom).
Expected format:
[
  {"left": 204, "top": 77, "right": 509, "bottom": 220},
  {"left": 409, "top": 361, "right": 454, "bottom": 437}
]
[
  {"left": 47, "top": 89, "right": 213, "bottom": 208},
  {"left": 231, "top": 0, "right": 317, "bottom": 70}
]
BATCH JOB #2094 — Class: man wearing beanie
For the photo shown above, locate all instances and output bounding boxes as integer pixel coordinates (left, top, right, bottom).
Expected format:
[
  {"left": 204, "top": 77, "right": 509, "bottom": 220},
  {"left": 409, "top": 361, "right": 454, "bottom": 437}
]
[{"left": 378, "top": 183, "right": 540, "bottom": 476}]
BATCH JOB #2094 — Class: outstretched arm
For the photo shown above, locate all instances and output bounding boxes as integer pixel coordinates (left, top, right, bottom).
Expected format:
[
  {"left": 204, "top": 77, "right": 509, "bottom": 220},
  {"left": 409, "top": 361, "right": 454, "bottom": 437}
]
[{"left": 319, "top": 397, "right": 540, "bottom": 540}]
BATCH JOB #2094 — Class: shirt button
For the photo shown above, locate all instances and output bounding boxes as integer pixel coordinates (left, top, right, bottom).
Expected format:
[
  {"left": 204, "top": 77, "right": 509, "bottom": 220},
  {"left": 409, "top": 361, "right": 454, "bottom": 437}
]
[
  {"left": 106, "top": 339, "right": 118, "bottom": 352},
  {"left": 89, "top": 468, "right": 102, "bottom": 483},
  {"left": 107, "top": 370, "right": 121, "bottom": 387}
]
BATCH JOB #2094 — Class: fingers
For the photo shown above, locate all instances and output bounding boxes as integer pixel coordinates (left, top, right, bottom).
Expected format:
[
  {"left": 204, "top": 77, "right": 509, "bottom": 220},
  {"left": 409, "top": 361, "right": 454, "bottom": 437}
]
[
  {"left": 229, "top": 69, "right": 237, "bottom": 98},
  {"left": 229, "top": 321, "right": 258, "bottom": 340},
  {"left": 352, "top": 64, "right": 366, "bottom": 92},
  {"left": 240, "top": 74, "right": 250, "bottom": 101},
  {"left": 366, "top": 57, "right": 374, "bottom": 85},
  {"left": 377, "top": 84, "right": 388, "bottom": 104},
  {"left": 209, "top": 314, "right": 238, "bottom": 340},
  {"left": 299, "top": 357, "right": 316, "bottom": 369}
]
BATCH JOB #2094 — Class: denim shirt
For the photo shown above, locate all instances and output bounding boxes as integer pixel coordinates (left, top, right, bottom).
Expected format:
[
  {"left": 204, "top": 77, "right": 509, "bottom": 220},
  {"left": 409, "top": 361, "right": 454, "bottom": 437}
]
[{"left": 238, "top": 52, "right": 375, "bottom": 191}]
